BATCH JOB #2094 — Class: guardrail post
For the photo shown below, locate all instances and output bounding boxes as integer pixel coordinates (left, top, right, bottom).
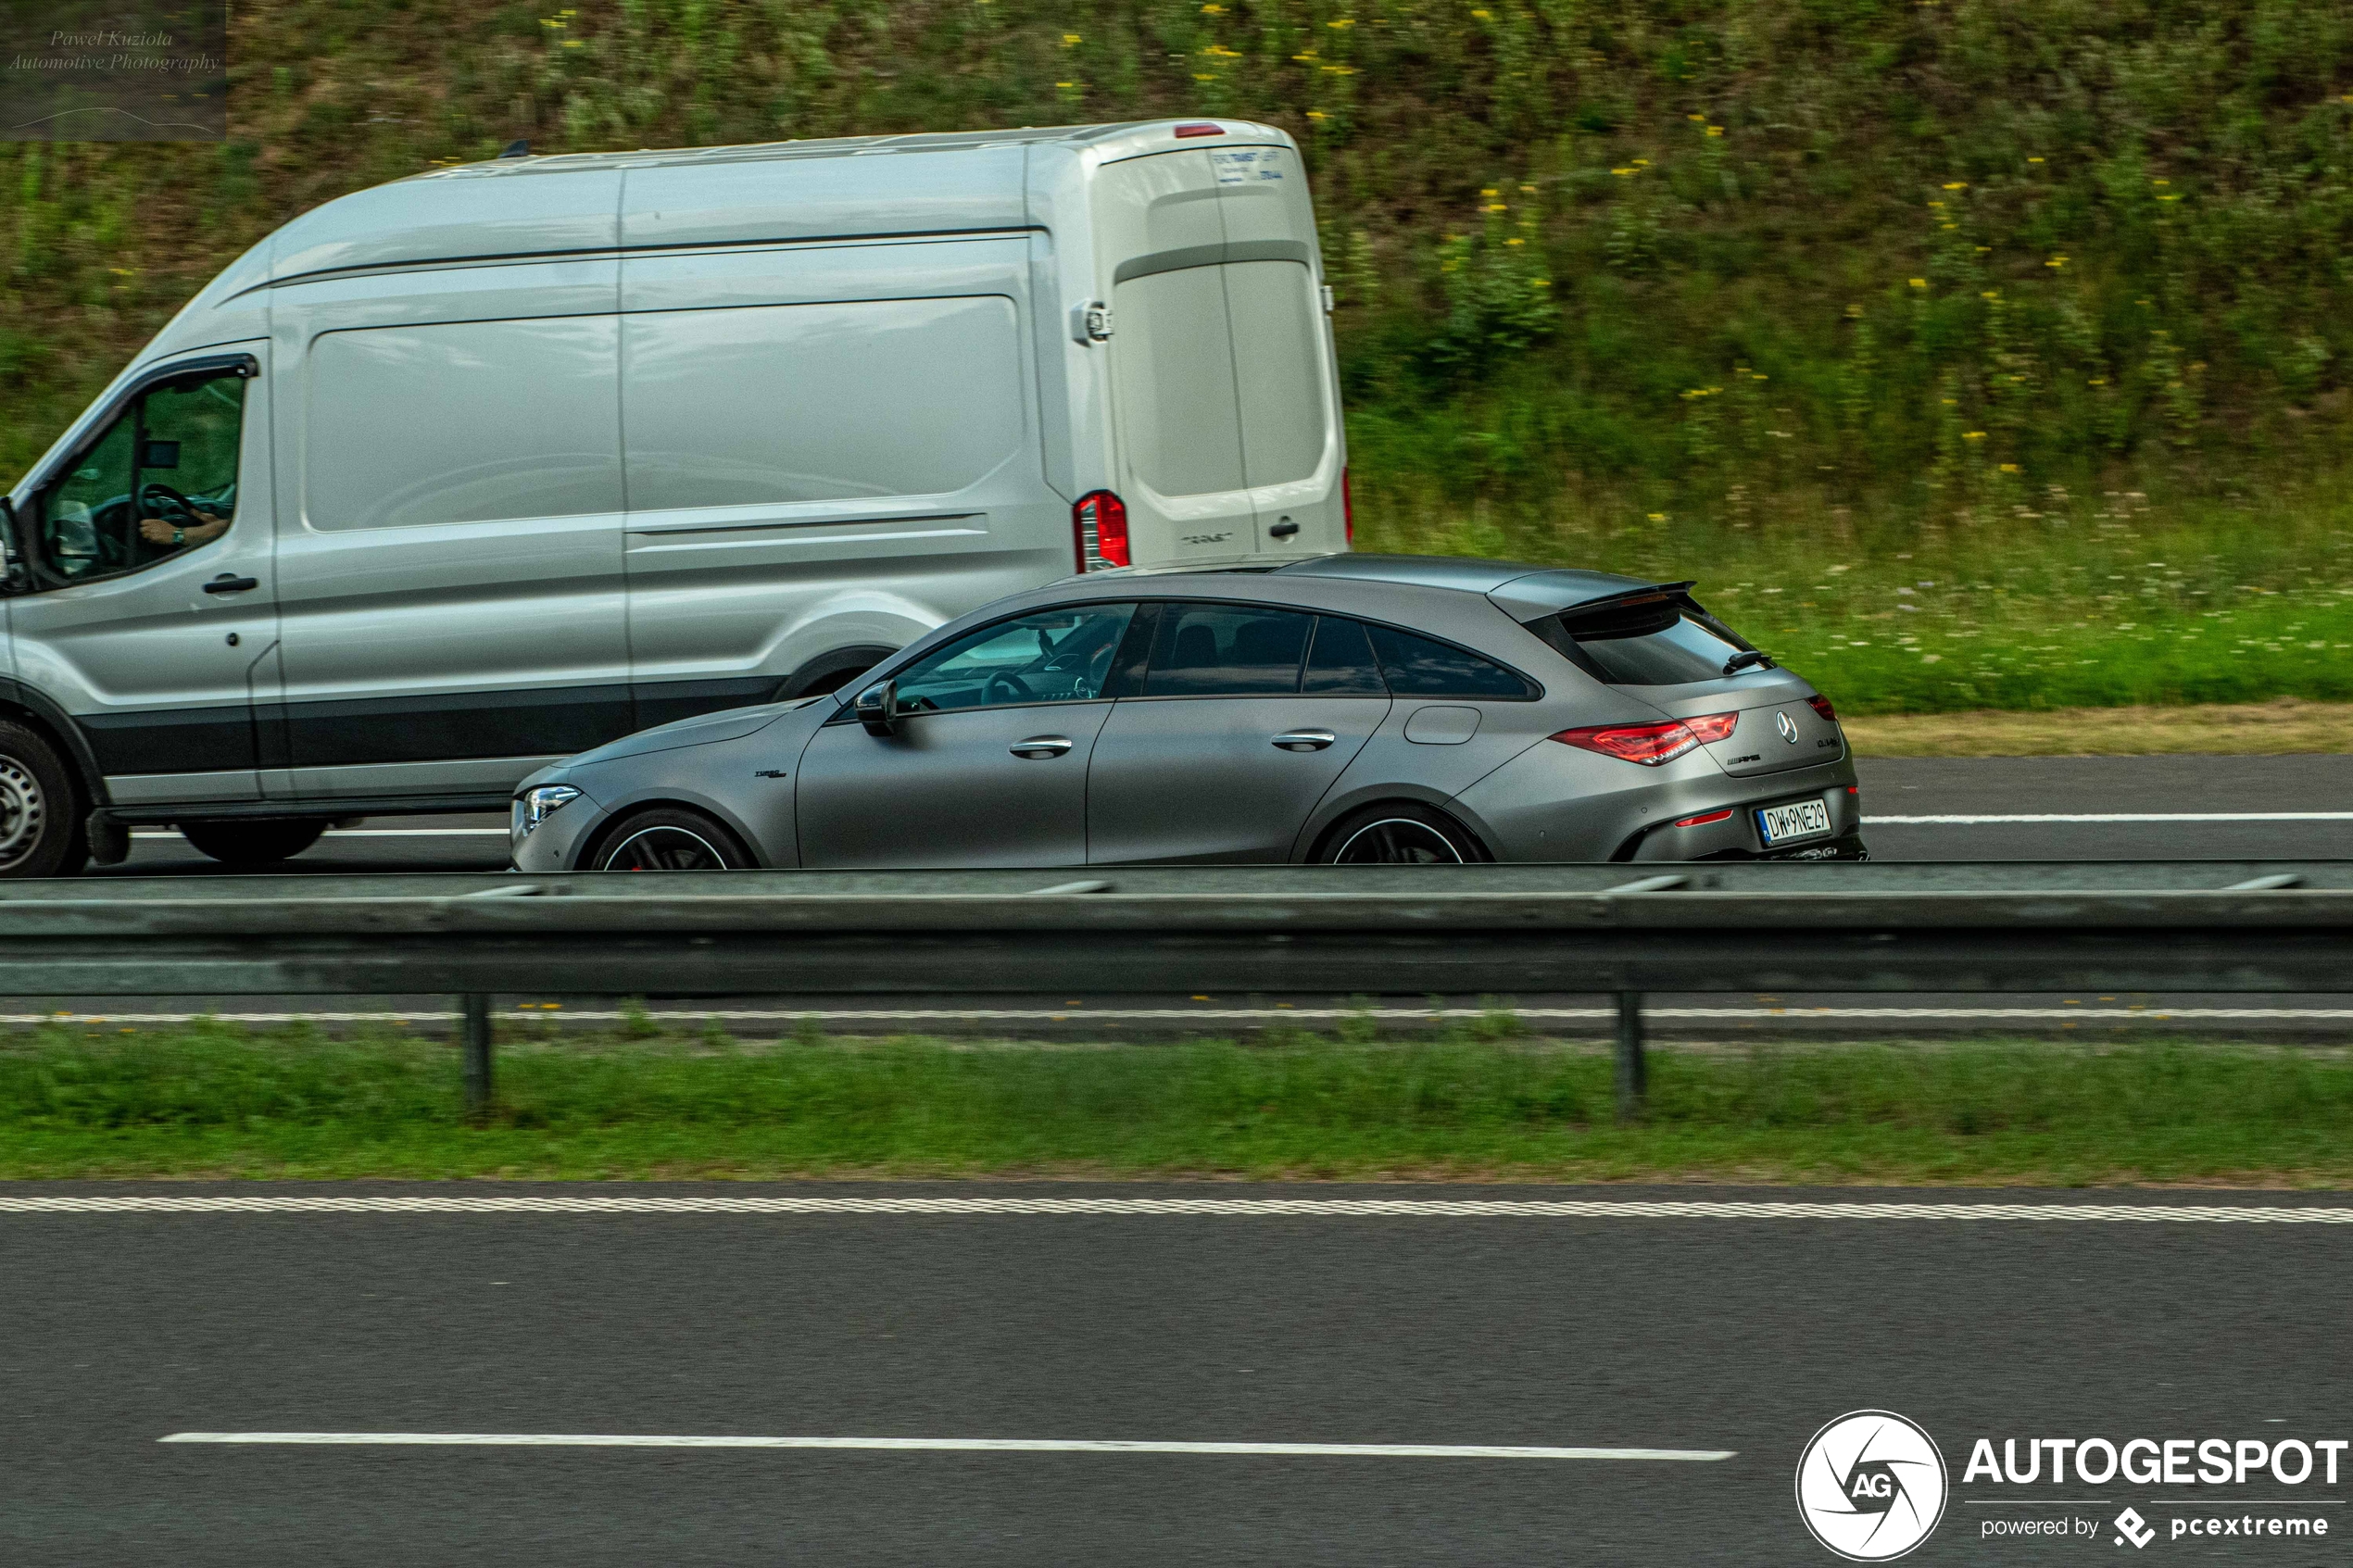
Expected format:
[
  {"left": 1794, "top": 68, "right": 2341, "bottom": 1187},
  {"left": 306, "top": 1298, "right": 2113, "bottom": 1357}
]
[
  {"left": 460, "top": 994, "right": 494, "bottom": 1120},
  {"left": 1614, "top": 992, "right": 1647, "bottom": 1123}
]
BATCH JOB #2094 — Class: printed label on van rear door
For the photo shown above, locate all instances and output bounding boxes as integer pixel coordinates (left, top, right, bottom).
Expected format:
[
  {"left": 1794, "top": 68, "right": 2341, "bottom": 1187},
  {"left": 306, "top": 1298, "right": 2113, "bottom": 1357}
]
[{"left": 1210, "top": 149, "right": 1284, "bottom": 185}]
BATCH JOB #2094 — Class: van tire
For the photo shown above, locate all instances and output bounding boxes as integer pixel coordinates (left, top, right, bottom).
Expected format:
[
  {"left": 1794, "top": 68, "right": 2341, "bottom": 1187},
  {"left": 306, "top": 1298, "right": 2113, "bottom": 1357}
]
[
  {"left": 1313, "top": 803, "right": 1488, "bottom": 865},
  {"left": 590, "top": 807, "right": 754, "bottom": 871},
  {"left": 181, "top": 819, "right": 328, "bottom": 865},
  {"left": 0, "top": 721, "right": 87, "bottom": 878}
]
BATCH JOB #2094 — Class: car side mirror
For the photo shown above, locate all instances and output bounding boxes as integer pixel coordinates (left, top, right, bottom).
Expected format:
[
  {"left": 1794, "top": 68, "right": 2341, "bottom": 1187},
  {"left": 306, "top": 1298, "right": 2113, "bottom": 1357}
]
[{"left": 853, "top": 678, "right": 900, "bottom": 736}]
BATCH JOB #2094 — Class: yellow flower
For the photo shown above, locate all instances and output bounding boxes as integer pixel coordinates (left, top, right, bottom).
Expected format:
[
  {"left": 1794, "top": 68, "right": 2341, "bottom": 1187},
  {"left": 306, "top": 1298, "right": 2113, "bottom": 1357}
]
[
  {"left": 1321, "top": 62, "right": 1354, "bottom": 72},
  {"left": 1705, "top": 126, "right": 1723, "bottom": 137},
  {"left": 2045, "top": 256, "right": 2068, "bottom": 269},
  {"left": 1648, "top": 513, "right": 1667, "bottom": 521},
  {"left": 1471, "top": 6, "right": 1491, "bottom": 15},
  {"left": 1504, "top": 236, "right": 1524, "bottom": 245},
  {"left": 1963, "top": 431, "right": 1986, "bottom": 440},
  {"left": 1481, "top": 187, "right": 1498, "bottom": 195},
  {"left": 1306, "top": 109, "right": 1327, "bottom": 119},
  {"left": 1999, "top": 463, "right": 2020, "bottom": 473},
  {"left": 1611, "top": 167, "right": 1637, "bottom": 177},
  {"left": 562, "top": 37, "right": 582, "bottom": 46},
  {"left": 1063, "top": 31, "right": 1082, "bottom": 44},
  {"left": 1327, "top": 16, "right": 1354, "bottom": 25},
  {"left": 1907, "top": 278, "right": 1927, "bottom": 288},
  {"left": 1943, "top": 181, "right": 1968, "bottom": 190},
  {"left": 1293, "top": 51, "right": 1317, "bottom": 60},
  {"left": 2027, "top": 156, "right": 2045, "bottom": 163},
  {"left": 1688, "top": 112, "right": 1705, "bottom": 121}
]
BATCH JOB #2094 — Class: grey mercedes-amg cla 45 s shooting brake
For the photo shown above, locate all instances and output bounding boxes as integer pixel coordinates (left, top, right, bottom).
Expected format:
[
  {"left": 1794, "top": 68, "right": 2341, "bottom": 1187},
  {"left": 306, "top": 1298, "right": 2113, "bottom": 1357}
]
[{"left": 509, "top": 554, "right": 1867, "bottom": 871}]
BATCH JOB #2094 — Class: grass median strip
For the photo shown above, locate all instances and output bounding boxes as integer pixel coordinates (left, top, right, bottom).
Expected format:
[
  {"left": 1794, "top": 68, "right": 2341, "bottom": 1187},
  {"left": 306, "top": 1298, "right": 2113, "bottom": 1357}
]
[{"left": 6, "top": 1022, "right": 2353, "bottom": 1185}]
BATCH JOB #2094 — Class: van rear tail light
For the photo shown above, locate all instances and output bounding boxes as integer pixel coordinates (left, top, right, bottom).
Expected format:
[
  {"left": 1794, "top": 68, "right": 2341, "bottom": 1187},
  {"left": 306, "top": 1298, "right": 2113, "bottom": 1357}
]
[
  {"left": 1074, "top": 489, "right": 1129, "bottom": 571},
  {"left": 1341, "top": 466, "right": 1353, "bottom": 546},
  {"left": 1174, "top": 122, "right": 1225, "bottom": 138},
  {"left": 1807, "top": 695, "right": 1839, "bottom": 722},
  {"left": 1671, "top": 809, "right": 1734, "bottom": 828},
  {"left": 1551, "top": 719, "right": 1704, "bottom": 766}
]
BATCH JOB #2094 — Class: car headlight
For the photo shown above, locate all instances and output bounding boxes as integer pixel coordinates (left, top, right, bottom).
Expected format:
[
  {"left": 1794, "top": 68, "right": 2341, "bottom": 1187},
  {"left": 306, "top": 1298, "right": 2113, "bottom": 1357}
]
[{"left": 511, "top": 784, "right": 582, "bottom": 842}]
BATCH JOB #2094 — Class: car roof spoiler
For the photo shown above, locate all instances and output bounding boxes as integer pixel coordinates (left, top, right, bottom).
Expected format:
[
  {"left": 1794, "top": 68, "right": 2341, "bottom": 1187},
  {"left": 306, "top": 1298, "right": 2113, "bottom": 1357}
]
[{"left": 1487, "top": 575, "right": 1698, "bottom": 625}]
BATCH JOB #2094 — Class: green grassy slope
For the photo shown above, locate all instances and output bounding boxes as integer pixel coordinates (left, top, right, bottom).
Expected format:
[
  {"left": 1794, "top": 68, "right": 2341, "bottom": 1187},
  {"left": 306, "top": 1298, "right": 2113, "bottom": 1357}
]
[{"left": 6, "top": 1, "right": 2352, "bottom": 710}]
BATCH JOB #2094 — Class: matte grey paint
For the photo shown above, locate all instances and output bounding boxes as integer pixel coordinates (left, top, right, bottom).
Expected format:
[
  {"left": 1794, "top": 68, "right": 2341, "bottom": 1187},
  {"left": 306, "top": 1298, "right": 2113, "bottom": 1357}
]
[{"left": 510, "top": 558, "right": 1864, "bottom": 872}]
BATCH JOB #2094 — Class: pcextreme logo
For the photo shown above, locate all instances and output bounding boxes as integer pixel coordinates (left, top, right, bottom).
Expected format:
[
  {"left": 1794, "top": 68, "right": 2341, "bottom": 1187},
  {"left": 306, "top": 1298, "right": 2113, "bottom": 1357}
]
[{"left": 1796, "top": 1410, "right": 1951, "bottom": 1561}]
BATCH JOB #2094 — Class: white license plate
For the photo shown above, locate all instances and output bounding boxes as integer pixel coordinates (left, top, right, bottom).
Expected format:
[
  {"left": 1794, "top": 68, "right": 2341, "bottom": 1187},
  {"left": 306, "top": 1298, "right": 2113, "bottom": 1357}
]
[{"left": 1755, "top": 797, "right": 1833, "bottom": 846}]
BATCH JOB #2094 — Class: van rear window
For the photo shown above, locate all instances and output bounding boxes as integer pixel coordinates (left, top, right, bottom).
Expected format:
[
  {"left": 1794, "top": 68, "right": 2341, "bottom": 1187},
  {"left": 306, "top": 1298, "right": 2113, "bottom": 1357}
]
[{"left": 1532, "top": 592, "right": 1760, "bottom": 686}]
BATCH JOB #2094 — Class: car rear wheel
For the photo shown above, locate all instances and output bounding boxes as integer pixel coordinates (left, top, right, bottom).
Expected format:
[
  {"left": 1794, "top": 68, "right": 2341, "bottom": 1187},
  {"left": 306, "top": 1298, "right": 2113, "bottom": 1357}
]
[
  {"left": 1315, "top": 803, "right": 1486, "bottom": 865},
  {"left": 0, "top": 721, "right": 86, "bottom": 878},
  {"left": 181, "top": 819, "right": 328, "bottom": 865},
  {"left": 592, "top": 807, "right": 753, "bottom": 872}
]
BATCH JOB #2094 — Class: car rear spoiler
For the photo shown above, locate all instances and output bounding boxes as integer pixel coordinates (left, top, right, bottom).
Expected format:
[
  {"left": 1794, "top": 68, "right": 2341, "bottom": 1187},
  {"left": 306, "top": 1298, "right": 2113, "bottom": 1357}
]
[{"left": 1495, "top": 578, "right": 1699, "bottom": 629}]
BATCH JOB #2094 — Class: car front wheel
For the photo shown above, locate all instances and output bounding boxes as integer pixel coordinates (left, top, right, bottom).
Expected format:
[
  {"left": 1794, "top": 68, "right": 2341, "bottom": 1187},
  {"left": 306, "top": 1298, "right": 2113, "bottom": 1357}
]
[{"left": 592, "top": 807, "right": 753, "bottom": 871}]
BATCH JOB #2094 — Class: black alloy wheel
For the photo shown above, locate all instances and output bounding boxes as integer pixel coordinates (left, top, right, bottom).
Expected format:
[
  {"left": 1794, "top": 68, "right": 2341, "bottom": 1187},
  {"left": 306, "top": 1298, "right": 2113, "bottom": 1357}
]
[
  {"left": 1317, "top": 803, "right": 1485, "bottom": 865},
  {"left": 594, "top": 808, "right": 752, "bottom": 872}
]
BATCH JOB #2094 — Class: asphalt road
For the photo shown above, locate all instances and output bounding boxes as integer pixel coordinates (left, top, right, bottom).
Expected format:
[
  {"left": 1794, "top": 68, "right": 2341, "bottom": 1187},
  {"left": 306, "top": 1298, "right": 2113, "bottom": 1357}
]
[{"left": 5, "top": 1184, "right": 2349, "bottom": 1565}]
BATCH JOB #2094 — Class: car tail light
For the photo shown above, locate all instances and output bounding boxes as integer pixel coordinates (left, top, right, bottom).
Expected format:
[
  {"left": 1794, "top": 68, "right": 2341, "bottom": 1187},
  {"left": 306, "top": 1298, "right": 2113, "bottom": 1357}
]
[
  {"left": 1672, "top": 809, "right": 1733, "bottom": 828},
  {"left": 1807, "top": 694, "right": 1839, "bottom": 722},
  {"left": 1174, "top": 122, "right": 1224, "bottom": 138},
  {"left": 1685, "top": 710, "right": 1738, "bottom": 743},
  {"left": 1074, "top": 490, "right": 1128, "bottom": 571},
  {"left": 1551, "top": 719, "right": 1705, "bottom": 766},
  {"left": 1341, "top": 467, "right": 1353, "bottom": 546}
]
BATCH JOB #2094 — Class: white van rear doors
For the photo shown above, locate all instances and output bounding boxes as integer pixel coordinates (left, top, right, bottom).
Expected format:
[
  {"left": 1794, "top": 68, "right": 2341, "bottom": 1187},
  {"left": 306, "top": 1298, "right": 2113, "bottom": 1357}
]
[{"left": 1097, "top": 144, "right": 1342, "bottom": 567}]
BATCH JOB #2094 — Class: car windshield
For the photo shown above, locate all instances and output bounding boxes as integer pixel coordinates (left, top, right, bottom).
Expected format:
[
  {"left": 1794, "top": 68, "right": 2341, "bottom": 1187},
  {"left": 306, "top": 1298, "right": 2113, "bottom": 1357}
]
[{"left": 889, "top": 604, "right": 1138, "bottom": 713}]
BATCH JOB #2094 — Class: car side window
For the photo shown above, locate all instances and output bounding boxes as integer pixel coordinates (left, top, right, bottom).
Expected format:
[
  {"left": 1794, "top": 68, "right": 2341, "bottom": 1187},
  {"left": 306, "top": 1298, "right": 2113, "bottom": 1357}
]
[
  {"left": 888, "top": 603, "right": 1138, "bottom": 714},
  {"left": 1301, "top": 616, "right": 1387, "bottom": 695},
  {"left": 38, "top": 367, "right": 245, "bottom": 584},
  {"left": 1142, "top": 603, "right": 1315, "bottom": 696},
  {"left": 1365, "top": 622, "right": 1541, "bottom": 699}
]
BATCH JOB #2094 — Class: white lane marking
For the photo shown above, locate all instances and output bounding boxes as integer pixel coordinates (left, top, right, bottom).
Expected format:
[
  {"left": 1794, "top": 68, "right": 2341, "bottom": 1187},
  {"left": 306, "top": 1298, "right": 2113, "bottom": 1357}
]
[
  {"left": 129, "top": 829, "right": 508, "bottom": 840},
  {"left": 15, "top": 1007, "right": 2353, "bottom": 1025},
  {"left": 1866, "top": 812, "right": 2353, "bottom": 824},
  {"left": 17, "top": 1196, "right": 2353, "bottom": 1222},
  {"left": 157, "top": 1432, "right": 1730, "bottom": 1461}
]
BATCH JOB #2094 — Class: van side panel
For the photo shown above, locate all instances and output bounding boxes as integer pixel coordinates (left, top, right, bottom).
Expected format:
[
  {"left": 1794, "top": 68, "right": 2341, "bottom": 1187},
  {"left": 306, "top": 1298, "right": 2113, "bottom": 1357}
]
[
  {"left": 617, "top": 236, "right": 1060, "bottom": 723},
  {"left": 619, "top": 146, "right": 1027, "bottom": 250},
  {"left": 270, "top": 258, "right": 629, "bottom": 799}
]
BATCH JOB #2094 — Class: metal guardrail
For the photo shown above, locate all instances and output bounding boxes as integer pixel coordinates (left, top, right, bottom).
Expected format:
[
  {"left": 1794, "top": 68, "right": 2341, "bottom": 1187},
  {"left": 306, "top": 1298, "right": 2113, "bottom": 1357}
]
[{"left": 6, "top": 861, "right": 2349, "bottom": 1120}]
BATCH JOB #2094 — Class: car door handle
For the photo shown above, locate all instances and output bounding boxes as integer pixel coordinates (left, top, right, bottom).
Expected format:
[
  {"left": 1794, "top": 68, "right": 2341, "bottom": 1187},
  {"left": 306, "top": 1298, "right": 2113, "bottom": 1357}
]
[
  {"left": 1272, "top": 730, "right": 1337, "bottom": 752},
  {"left": 201, "top": 574, "right": 258, "bottom": 595},
  {"left": 1010, "top": 735, "right": 1074, "bottom": 759}
]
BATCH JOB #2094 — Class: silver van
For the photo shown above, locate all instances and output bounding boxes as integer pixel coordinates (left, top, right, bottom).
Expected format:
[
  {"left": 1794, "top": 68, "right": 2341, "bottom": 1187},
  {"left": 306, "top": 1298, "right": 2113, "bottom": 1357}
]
[{"left": 0, "top": 118, "right": 1347, "bottom": 875}]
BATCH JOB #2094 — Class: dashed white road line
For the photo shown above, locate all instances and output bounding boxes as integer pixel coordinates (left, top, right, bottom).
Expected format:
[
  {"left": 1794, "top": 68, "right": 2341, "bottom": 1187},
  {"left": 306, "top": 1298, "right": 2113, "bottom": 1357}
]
[
  {"left": 12, "top": 1196, "right": 2353, "bottom": 1222},
  {"left": 157, "top": 1432, "right": 1730, "bottom": 1461},
  {"left": 1865, "top": 812, "right": 2353, "bottom": 824}
]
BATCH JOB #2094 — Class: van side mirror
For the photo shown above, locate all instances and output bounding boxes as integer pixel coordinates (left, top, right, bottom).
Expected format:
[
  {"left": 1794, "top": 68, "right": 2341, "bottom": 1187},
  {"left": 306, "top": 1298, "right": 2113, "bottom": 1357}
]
[
  {"left": 0, "top": 497, "right": 27, "bottom": 594},
  {"left": 853, "top": 679, "right": 900, "bottom": 736}
]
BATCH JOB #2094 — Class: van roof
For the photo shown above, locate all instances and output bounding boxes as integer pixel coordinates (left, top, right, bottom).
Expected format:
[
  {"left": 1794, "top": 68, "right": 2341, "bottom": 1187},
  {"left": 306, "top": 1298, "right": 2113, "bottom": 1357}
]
[
  {"left": 260, "top": 117, "right": 1294, "bottom": 286},
  {"left": 410, "top": 118, "right": 1288, "bottom": 181}
]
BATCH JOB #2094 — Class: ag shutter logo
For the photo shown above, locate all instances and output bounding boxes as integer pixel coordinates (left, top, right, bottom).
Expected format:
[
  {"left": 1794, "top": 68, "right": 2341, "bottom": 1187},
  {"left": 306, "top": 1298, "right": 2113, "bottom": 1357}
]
[{"left": 1796, "top": 1410, "right": 1950, "bottom": 1561}]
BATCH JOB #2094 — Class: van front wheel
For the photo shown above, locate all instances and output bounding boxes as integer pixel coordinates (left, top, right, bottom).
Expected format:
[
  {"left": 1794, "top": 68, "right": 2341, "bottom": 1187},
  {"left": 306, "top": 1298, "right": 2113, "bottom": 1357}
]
[
  {"left": 181, "top": 819, "right": 328, "bottom": 865},
  {"left": 0, "top": 721, "right": 86, "bottom": 878}
]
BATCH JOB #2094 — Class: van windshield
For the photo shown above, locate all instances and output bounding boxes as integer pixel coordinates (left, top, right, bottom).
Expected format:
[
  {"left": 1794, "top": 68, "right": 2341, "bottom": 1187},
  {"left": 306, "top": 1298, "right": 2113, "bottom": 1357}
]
[{"left": 1530, "top": 591, "right": 1762, "bottom": 687}]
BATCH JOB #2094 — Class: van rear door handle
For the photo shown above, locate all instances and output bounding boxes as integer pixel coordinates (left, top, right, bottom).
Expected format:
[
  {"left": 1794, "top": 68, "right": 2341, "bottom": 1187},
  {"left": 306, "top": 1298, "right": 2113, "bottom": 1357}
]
[
  {"left": 202, "top": 574, "right": 258, "bottom": 595},
  {"left": 1010, "top": 735, "right": 1074, "bottom": 759},
  {"left": 1272, "top": 729, "right": 1336, "bottom": 751}
]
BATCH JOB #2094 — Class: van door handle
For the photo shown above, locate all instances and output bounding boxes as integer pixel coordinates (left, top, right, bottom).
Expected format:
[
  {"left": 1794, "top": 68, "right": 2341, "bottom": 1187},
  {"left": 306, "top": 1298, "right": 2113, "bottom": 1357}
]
[
  {"left": 202, "top": 574, "right": 258, "bottom": 595},
  {"left": 1010, "top": 735, "right": 1074, "bottom": 759},
  {"left": 1272, "top": 729, "right": 1336, "bottom": 751}
]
